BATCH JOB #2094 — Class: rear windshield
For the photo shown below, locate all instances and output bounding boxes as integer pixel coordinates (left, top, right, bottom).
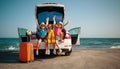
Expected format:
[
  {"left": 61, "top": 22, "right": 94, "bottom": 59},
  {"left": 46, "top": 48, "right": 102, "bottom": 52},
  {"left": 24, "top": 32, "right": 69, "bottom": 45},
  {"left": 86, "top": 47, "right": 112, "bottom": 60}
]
[{"left": 37, "top": 11, "right": 63, "bottom": 24}]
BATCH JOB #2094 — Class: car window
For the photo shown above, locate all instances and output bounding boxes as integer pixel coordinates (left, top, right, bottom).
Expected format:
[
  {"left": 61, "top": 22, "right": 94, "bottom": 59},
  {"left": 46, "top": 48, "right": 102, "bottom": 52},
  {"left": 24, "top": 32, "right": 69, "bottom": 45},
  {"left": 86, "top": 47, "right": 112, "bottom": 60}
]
[{"left": 38, "top": 11, "right": 63, "bottom": 24}]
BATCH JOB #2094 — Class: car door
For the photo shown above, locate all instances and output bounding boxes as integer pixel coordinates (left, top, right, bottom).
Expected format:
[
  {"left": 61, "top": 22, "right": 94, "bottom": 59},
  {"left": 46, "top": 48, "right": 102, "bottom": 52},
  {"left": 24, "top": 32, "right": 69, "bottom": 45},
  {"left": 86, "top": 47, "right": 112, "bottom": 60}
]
[
  {"left": 18, "top": 28, "right": 29, "bottom": 42},
  {"left": 68, "top": 27, "right": 81, "bottom": 45}
]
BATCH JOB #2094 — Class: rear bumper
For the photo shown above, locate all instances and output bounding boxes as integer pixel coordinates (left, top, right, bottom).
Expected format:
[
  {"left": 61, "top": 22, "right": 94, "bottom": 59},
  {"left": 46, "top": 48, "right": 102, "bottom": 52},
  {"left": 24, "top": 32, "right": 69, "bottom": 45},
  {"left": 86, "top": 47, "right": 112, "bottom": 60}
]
[{"left": 34, "top": 48, "right": 72, "bottom": 55}]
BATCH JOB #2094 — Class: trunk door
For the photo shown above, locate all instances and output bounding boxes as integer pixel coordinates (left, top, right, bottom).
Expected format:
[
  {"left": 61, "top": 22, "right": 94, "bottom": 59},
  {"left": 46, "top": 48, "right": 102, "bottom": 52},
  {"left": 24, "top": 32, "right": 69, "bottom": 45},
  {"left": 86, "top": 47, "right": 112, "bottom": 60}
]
[{"left": 36, "top": 4, "right": 65, "bottom": 24}]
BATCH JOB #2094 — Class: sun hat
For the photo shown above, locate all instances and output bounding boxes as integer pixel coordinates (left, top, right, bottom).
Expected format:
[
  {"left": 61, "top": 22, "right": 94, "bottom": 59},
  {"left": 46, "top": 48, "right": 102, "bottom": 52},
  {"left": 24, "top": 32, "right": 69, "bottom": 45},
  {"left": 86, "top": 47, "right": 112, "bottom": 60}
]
[
  {"left": 40, "top": 22, "right": 45, "bottom": 26},
  {"left": 58, "top": 21, "right": 63, "bottom": 25}
]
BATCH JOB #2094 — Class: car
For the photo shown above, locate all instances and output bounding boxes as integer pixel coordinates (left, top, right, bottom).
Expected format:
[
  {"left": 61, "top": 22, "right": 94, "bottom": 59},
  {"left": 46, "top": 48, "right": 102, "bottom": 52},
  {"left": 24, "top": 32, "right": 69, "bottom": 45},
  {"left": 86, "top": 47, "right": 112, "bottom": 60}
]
[{"left": 18, "top": 3, "right": 80, "bottom": 56}]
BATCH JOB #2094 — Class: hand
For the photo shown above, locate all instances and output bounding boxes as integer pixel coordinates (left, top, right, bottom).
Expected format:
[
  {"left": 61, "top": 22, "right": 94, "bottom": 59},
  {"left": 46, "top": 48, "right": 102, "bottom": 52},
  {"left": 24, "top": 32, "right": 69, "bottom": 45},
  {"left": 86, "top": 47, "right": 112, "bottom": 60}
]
[
  {"left": 64, "top": 20, "right": 70, "bottom": 26},
  {"left": 67, "top": 20, "right": 70, "bottom": 23},
  {"left": 53, "top": 16, "right": 56, "bottom": 20},
  {"left": 46, "top": 17, "right": 49, "bottom": 21}
]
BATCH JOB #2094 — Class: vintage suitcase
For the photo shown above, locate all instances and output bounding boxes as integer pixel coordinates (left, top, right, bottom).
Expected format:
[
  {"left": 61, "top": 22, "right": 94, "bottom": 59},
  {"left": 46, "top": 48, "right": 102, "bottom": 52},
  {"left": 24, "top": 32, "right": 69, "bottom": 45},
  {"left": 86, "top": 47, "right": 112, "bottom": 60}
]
[{"left": 19, "top": 42, "right": 34, "bottom": 62}]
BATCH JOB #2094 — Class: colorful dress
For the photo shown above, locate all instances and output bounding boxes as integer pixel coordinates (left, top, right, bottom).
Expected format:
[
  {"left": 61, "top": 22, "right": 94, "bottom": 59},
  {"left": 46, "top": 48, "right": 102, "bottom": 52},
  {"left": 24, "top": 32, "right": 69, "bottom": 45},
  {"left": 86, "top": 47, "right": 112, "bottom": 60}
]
[
  {"left": 54, "top": 27, "right": 62, "bottom": 40},
  {"left": 47, "top": 28, "right": 55, "bottom": 44}
]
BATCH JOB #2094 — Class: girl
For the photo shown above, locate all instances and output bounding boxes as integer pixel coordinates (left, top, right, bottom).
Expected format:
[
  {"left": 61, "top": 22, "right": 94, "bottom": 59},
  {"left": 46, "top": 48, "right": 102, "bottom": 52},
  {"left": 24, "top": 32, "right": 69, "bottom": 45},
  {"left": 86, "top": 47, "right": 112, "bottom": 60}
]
[
  {"left": 46, "top": 17, "right": 61, "bottom": 55},
  {"left": 53, "top": 16, "right": 63, "bottom": 53},
  {"left": 53, "top": 16, "right": 69, "bottom": 54},
  {"left": 46, "top": 24, "right": 56, "bottom": 55},
  {"left": 36, "top": 22, "right": 47, "bottom": 55}
]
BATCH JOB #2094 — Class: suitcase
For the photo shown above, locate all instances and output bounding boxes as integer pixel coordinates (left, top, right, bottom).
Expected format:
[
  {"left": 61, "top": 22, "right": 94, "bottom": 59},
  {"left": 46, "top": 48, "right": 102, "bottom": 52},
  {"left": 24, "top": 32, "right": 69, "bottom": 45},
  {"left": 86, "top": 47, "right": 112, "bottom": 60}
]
[
  {"left": 19, "top": 42, "right": 34, "bottom": 62},
  {"left": 21, "top": 36, "right": 30, "bottom": 42}
]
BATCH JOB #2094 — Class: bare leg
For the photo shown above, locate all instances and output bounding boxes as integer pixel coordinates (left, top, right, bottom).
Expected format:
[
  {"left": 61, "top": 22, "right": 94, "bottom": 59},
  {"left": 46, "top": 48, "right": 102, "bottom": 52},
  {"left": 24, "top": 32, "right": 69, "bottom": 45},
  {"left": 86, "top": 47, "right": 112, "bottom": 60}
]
[
  {"left": 60, "top": 32, "right": 64, "bottom": 42},
  {"left": 36, "top": 39, "right": 41, "bottom": 55},
  {"left": 46, "top": 43, "right": 50, "bottom": 55},
  {"left": 60, "top": 32, "right": 64, "bottom": 40},
  {"left": 55, "top": 40, "right": 62, "bottom": 53},
  {"left": 53, "top": 44, "right": 56, "bottom": 54},
  {"left": 46, "top": 39, "right": 50, "bottom": 55}
]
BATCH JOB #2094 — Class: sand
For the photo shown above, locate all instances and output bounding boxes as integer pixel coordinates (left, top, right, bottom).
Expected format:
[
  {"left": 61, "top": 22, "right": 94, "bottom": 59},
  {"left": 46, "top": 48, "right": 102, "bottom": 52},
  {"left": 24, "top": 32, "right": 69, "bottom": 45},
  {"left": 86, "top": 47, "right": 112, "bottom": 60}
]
[{"left": 0, "top": 49, "right": 120, "bottom": 69}]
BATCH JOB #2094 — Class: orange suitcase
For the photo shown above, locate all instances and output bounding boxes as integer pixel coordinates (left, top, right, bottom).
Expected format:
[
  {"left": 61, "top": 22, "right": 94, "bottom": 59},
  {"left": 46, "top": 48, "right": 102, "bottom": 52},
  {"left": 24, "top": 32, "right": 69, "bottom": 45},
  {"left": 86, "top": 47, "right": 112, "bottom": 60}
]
[{"left": 19, "top": 42, "right": 34, "bottom": 62}]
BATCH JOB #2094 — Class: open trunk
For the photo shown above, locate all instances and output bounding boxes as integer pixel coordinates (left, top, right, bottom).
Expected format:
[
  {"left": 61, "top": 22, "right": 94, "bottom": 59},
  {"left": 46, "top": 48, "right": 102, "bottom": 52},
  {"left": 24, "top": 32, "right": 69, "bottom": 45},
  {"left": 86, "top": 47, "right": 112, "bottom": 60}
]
[{"left": 36, "top": 3, "right": 65, "bottom": 24}]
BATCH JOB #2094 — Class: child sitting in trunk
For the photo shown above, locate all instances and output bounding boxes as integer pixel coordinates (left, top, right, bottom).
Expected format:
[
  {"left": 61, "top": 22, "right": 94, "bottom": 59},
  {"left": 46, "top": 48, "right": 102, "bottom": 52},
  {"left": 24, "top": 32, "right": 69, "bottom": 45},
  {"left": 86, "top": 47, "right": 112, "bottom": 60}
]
[
  {"left": 46, "top": 17, "right": 62, "bottom": 55},
  {"left": 36, "top": 22, "right": 47, "bottom": 55},
  {"left": 53, "top": 16, "right": 69, "bottom": 54}
]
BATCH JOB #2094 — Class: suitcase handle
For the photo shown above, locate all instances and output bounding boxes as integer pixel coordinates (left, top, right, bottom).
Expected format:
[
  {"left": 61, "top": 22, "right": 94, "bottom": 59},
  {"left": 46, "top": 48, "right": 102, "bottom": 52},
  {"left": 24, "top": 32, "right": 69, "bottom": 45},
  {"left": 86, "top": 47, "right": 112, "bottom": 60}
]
[{"left": 30, "top": 43, "right": 33, "bottom": 62}]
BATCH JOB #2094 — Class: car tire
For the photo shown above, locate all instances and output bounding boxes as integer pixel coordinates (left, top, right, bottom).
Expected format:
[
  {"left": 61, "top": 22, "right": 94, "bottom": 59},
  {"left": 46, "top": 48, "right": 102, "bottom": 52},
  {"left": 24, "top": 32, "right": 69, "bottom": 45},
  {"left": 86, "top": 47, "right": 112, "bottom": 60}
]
[{"left": 65, "top": 49, "right": 72, "bottom": 56}]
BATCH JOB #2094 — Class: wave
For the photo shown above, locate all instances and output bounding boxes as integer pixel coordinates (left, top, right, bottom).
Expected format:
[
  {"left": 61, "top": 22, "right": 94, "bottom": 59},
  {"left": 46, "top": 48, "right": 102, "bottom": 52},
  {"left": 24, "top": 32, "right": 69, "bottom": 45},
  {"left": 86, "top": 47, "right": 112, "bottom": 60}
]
[
  {"left": 81, "top": 42, "right": 112, "bottom": 47},
  {"left": 0, "top": 38, "right": 20, "bottom": 50},
  {"left": 1, "top": 38, "right": 120, "bottom": 50},
  {"left": 110, "top": 46, "right": 120, "bottom": 48},
  {"left": 8, "top": 46, "right": 16, "bottom": 50},
  {"left": 111, "top": 42, "right": 120, "bottom": 48},
  {"left": 5, "top": 43, "right": 19, "bottom": 50}
]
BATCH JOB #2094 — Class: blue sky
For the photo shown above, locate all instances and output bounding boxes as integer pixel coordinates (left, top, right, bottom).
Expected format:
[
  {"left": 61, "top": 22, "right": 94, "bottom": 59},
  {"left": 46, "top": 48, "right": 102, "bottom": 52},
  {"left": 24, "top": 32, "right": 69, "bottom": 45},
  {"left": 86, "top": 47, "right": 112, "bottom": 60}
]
[{"left": 0, "top": 0, "right": 120, "bottom": 38}]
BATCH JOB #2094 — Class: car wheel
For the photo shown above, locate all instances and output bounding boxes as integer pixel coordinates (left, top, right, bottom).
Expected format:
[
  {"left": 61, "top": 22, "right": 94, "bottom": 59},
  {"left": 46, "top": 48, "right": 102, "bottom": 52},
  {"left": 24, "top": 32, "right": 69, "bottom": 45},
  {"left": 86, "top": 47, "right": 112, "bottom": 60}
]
[{"left": 65, "top": 49, "right": 72, "bottom": 56}]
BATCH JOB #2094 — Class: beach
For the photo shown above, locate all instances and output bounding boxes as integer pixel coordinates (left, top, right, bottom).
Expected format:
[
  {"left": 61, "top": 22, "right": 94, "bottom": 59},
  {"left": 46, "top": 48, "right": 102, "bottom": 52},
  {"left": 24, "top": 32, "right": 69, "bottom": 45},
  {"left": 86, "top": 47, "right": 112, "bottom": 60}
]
[{"left": 0, "top": 49, "right": 120, "bottom": 69}]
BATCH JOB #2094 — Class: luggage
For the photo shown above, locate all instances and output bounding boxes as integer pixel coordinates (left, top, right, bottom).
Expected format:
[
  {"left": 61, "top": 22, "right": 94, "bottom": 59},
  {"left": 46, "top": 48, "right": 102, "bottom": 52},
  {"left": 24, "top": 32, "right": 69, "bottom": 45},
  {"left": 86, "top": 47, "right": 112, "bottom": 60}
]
[
  {"left": 19, "top": 42, "right": 34, "bottom": 62},
  {"left": 21, "top": 36, "right": 30, "bottom": 42}
]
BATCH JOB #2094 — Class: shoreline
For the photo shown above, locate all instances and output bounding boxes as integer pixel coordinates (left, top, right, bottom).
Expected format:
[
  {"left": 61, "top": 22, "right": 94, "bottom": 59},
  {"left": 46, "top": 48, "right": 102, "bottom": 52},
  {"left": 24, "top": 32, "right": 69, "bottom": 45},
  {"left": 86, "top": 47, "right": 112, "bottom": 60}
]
[
  {"left": 0, "top": 49, "right": 120, "bottom": 69},
  {"left": 0, "top": 47, "right": 120, "bottom": 51}
]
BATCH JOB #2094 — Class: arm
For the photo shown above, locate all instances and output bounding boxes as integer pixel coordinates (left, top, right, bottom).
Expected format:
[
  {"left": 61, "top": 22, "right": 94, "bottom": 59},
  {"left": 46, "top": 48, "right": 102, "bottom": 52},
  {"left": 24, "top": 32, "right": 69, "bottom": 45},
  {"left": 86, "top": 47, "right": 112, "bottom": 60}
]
[
  {"left": 64, "top": 20, "right": 69, "bottom": 27},
  {"left": 35, "top": 19, "right": 39, "bottom": 29},
  {"left": 46, "top": 17, "right": 49, "bottom": 26},
  {"left": 53, "top": 16, "right": 56, "bottom": 25}
]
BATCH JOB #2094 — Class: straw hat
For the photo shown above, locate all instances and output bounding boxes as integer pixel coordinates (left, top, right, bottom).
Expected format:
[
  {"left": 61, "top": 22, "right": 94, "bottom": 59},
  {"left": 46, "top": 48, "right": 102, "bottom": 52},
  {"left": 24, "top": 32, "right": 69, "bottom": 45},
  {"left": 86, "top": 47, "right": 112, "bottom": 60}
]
[
  {"left": 40, "top": 22, "right": 45, "bottom": 26},
  {"left": 58, "top": 21, "right": 63, "bottom": 25}
]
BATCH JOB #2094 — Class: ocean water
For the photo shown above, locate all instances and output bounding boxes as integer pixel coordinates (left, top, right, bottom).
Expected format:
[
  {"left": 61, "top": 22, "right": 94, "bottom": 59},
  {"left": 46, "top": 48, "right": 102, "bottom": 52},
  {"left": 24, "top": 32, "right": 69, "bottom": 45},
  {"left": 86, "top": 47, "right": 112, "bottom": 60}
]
[
  {"left": 74, "top": 38, "right": 120, "bottom": 49},
  {"left": 0, "top": 38, "right": 20, "bottom": 50},
  {"left": 0, "top": 38, "right": 120, "bottom": 51}
]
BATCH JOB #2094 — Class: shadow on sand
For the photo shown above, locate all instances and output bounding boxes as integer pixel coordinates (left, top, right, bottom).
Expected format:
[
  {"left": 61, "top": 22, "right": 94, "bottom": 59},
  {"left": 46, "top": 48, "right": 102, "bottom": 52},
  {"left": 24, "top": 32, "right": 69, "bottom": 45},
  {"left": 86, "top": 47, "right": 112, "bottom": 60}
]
[{"left": 0, "top": 50, "right": 57, "bottom": 63}]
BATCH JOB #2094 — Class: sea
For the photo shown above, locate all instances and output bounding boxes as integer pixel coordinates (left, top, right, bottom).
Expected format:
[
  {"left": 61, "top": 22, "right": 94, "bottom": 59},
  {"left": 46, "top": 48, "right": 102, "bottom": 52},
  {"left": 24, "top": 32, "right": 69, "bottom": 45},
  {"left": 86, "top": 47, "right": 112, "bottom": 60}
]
[{"left": 0, "top": 38, "right": 120, "bottom": 51}]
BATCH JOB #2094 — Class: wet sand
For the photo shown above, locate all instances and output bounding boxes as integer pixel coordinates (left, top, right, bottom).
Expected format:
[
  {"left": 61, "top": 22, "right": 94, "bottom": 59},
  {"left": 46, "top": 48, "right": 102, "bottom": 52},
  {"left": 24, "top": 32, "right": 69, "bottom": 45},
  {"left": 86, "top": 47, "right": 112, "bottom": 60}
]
[{"left": 0, "top": 49, "right": 120, "bottom": 69}]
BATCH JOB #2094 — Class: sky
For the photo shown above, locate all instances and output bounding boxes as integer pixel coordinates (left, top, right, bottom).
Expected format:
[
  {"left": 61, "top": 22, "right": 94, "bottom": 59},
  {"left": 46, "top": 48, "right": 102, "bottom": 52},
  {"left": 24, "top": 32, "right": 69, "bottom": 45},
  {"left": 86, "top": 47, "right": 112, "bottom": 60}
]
[{"left": 0, "top": 0, "right": 120, "bottom": 38}]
